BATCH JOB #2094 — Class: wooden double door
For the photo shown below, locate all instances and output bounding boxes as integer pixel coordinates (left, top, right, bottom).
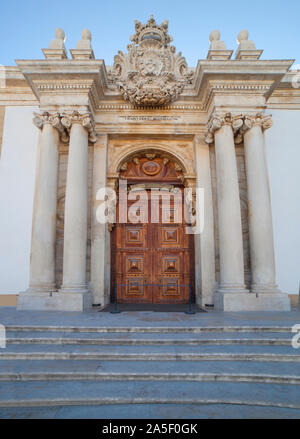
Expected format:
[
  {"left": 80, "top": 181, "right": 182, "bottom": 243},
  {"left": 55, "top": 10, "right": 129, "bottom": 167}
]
[{"left": 111, "top": 188, "right": 195, "bottom": 304}]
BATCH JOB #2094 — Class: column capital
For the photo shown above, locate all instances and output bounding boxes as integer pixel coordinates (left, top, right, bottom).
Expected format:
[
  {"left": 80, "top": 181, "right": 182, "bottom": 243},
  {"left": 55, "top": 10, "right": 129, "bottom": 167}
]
[
  {"left": 204, "top": 112, "right": 244, "bottom": 144},
  {"left": 33, "top": 111, "right": 69, "bottom": 143},
  {"left": 242, "top": 112, "right": 273, "bottom": 132},
  {"left": 231, "top": 112, "right": 273, "bottom": 143},
  {"left": 61, "top": 110, "right": 97, "bottom": 143}
]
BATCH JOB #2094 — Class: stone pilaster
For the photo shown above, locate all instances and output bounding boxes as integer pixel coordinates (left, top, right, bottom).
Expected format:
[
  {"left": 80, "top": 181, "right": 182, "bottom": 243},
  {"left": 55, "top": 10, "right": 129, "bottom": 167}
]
[
  {"left": 59, "top": 111, "right": 96, "bottom": 310},
  {"left": 90, "top": 135, "right": 110, "bottom": 307},
  {"left": 193, "top": 135, "right": 216, "bottom": 307},
  {"left": 18, "top": 112, "right": 67, "bottom": 310}
]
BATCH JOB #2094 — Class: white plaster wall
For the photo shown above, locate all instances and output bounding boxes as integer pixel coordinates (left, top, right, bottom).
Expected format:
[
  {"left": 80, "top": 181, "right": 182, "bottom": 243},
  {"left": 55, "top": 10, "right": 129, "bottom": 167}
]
[
  {"left": 265, "top": 110, "right": 300, "bottom": 294},
  {"left": 0, "top": 106, "right": 38, "bottom": 294}
]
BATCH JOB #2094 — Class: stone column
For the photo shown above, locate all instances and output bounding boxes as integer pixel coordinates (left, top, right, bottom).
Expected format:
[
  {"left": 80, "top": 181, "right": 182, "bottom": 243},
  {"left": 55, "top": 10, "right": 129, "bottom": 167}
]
[
  {"left": 18, "top": 112, "right": 67, "bottom": 310},
  {"left": 28, "top": 113, "right": 66, "bottom": 292},
  {"left": 205, "top": 112, "right": 248, "bottom": 309},
  {"left": 243, "top": 113, "right": 280, "bottom": 293},
  {"left": 59, "top": 111, "right": 96, "bottom": 308}
]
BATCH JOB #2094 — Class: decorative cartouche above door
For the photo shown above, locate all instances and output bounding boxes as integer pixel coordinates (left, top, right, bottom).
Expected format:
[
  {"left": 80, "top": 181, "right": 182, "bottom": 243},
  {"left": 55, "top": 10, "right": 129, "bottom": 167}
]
[{"left": 112, "top": 15, "right": 193, "bottom": 107}]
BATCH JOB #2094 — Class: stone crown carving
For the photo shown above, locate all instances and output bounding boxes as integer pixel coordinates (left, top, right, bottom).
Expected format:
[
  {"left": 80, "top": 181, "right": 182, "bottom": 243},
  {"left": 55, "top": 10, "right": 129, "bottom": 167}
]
[{"left": 112, "top": 15, "right": 193, "bottom": 107}]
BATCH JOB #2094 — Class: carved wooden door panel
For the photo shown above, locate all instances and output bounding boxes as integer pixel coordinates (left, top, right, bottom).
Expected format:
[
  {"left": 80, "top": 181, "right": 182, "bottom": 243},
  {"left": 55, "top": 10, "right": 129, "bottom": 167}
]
[
  {"left": 111, "top": 191, "right": 194, "bottom": 304},
  {"left": 152, "top": 192, "right": 194, "bottom": 304},
  {"left": 114, "top": 222, "right": 151, "bottom": 303}
]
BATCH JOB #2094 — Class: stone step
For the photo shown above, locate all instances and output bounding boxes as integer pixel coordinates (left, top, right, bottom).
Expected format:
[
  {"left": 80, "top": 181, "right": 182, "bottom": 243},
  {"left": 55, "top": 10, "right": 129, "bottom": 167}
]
[
  {"left": 6, "top": 331, "right": 294, "bottom": 340},
  {"left": 0, "top": 380, "right": 299, "bottom": 408},
  {"left": 5, "top": 337, "right": 294, "bottom": 346},
  {"left": 1, "top": 359, "right": 298, "bottom": 375},
  {"left": 1, "top": 371, "right": 300, "bottom": 385},
  {"left": 5, "top": 325, "right": 294, "bottom": 333},
  {"left": 0, "top": 352, "right": 299, "bottom": 362},
  {"left": 1, "top": 343, "right": 299, "bottom": 354},
  {"left": 1, "top": 402, "right": 300, "bottom": 419}
]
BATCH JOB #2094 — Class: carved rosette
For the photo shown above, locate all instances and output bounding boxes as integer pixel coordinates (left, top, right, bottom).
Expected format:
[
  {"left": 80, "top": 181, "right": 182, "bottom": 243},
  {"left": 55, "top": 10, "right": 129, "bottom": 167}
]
[
  {"left": 33, "top": 111, "right": 69, "bottom": 143},
  {"left": 112, "top": 15, "right": 193, "bottom": 107},
  {"left": 61, "top": 111, "right": 97, "bottom": 143}
]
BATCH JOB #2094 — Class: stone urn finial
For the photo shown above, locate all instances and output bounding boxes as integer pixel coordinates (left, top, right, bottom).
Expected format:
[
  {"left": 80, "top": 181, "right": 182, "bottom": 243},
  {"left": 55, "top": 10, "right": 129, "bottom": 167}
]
[
  {"left": 42, "top": 28, "right": 67, "bottom": 59},
  {"left": 207, "top": 29, "right": 232, "bottom": 60},
  {"left": 70, "top": 28, "right": 95, "bottom": 59},
  {"left": 235, "top": 29, "right": 263, "bottom": 60}
]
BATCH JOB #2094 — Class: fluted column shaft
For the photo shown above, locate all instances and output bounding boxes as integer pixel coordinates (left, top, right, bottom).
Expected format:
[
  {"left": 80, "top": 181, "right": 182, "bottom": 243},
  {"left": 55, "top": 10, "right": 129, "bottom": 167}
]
[
  {"left": 243, "top": 114, "right": 279, "bottom": 292},
  {"left": 60, "top": 111, "right": 96, "bottom": 293},
  {"left": 29, "top": 112, "right": 63, "bottom": 292},
  {"left": 206, "top": 113, "right": 247, "bottom": 292}
]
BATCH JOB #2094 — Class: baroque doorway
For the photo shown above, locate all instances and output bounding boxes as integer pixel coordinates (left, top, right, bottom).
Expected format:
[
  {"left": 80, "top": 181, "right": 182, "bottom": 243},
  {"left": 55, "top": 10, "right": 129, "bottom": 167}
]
[{"left": 110, "top": 153, "right": 195, "bottom": 304}]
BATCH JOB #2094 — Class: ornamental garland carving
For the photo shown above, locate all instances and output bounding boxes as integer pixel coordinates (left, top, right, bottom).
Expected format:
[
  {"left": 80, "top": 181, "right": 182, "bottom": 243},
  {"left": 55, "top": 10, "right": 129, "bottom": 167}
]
[{"left": 112, "top": 15, "right": 193, "bottom": 107}]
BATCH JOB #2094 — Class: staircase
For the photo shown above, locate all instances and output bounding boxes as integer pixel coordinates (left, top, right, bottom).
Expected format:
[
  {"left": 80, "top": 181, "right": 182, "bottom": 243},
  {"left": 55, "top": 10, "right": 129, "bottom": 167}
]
[{"left": 0, "top": 322, "right": 300, "bottom": 418}]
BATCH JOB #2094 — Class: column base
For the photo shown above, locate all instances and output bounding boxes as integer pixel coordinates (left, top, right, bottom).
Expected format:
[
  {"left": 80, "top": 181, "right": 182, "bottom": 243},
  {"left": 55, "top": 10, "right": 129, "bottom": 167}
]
[
  {"left": 17, "top": 290, "right": 93, "bottom": 312},
  {"left": 59, "top": 285, "right": 89, "bottom": 294},
  {"left": 217, "top": 284, "right": 249, "bottom": 294},
  {"left": 25, "top": 284, "right": 57, "bottom": 294},
  {"left": 214, "top": 290, "right": 291, "bottom": 311},
  {"left": 250, "top": 284, "right": 281, "bottom": 294}
]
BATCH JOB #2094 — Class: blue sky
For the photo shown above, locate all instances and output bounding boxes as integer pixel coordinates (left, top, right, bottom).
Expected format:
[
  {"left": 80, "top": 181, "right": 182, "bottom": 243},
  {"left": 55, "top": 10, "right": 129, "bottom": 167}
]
[{"left": 0, "top": 0, "right": 299, "bottom": 67}]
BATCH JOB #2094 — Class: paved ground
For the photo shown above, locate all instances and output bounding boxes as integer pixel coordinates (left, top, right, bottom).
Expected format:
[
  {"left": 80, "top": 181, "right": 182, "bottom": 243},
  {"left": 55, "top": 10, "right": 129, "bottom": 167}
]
[{"left": 0, "top": 307, "right": 299, "bottom": 327}]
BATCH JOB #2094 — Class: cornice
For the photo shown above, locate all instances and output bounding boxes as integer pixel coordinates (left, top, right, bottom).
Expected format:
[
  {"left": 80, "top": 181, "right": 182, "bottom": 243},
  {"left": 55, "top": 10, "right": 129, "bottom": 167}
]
[
  {"left": 8, "top": 58, "right": 294, "bottom": 112},
  {"left": 193, "top": 59, "right": 294, "bottom": 111},
  {"left": 15, "top": 59, "right": 112, "bottom": 112}
]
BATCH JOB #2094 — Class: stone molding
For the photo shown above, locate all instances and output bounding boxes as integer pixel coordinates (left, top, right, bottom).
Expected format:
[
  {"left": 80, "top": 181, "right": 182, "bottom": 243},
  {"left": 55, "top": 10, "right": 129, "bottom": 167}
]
[
  {"left": 33, "top": 111, "right": 68, "bottom": 143},
  {"left": 33, "top": 79, "right": 101, "bottom": 113},
  {"left": 98, "top": 104, "right": 202, "bottom": 111},
  {"left": 61, "top": 111, "right": 97, "bottom": 143}
]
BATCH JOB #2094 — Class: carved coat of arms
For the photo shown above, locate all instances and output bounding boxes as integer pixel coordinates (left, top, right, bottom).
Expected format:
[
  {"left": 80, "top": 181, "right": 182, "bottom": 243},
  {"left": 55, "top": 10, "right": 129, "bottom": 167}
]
[{"left": 112, "top": 15, "right": 193, "bottom": 107}]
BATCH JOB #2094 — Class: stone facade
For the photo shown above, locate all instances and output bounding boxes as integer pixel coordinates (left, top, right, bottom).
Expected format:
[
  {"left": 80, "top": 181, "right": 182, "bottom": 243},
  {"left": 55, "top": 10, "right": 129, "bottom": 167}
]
[{"left": 1, "top": 17, "right": 299, "bottom": 311}]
